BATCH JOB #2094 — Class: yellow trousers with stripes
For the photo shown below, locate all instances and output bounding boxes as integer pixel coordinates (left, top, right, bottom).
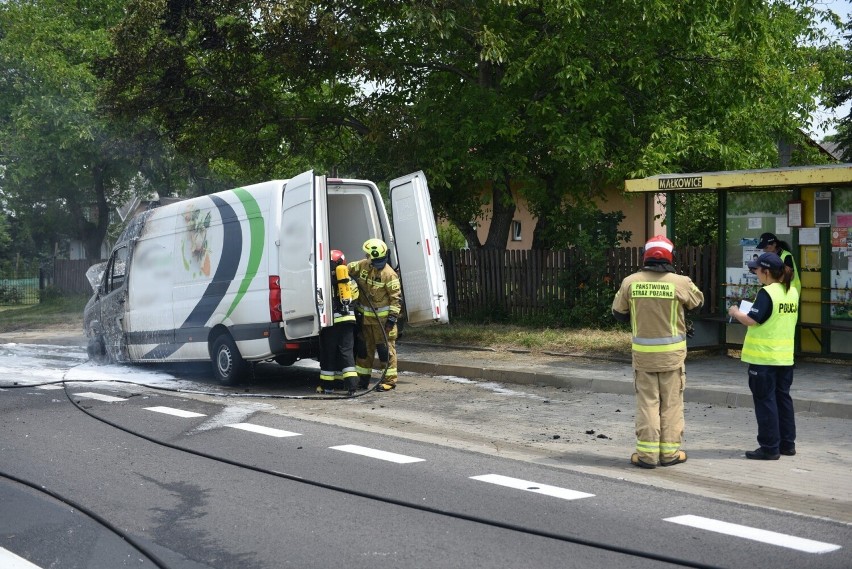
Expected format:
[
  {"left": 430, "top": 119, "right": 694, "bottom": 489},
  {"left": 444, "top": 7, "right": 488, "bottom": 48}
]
[{"left": 634, "top": 366, "right": 685, "bottom": 464}]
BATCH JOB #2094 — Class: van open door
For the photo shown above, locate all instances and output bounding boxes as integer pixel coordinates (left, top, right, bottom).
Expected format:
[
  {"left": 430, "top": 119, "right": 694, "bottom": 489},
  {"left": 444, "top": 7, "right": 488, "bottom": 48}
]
[
  {"left": 389, "top": 171, "right": 449, "bottom": 326},
  {"left": 280, "top": 170, "right": 332, "bottom": 339}
]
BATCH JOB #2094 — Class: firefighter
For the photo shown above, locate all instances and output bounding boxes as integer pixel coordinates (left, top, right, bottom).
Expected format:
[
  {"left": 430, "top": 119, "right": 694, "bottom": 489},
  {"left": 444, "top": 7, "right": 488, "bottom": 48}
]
[
  {"left": 612, "top": 235, "right": 704, "bottom": 469},
  {"left": 317, "top": 250, "right": 359, "bottom": 395},
  {"left": 348, "top": 238, "right": 402, "bottom": 391},
  {"left": 728, "top": 252, "right": 799, "bottom": 460}
]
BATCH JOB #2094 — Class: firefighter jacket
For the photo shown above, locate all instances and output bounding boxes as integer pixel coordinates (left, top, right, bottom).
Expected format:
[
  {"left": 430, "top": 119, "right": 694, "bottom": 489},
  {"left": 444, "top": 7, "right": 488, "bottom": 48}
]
[
  {"left": 612, "top": 267, "right": 704, "bottom": 372},
  {"left": 741, "top": 282, "right": 798, "bottom": 366},
  {"left": 347, "top": 259, "right": 402, "bottom": 322}
]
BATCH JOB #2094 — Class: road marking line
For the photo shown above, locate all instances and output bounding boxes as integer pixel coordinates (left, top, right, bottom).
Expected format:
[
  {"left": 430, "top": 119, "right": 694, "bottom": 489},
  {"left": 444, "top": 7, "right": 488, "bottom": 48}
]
[
  {"left": 144, "top": 406, "right": 206, "bottom": 418},
  {"left": 73, "top": 392, "right": 127, "bottom": 402},
  {"left": 330, "top": 444, "right": 425, "bottom": 464},
  {"left": 226, "top": 423, "right": 301, "bottom": 437},
  {"left": 36, "top": 385, "right": 64, "bottom": 390},
  {"left": 470, "top": 474, "right": 595, "bottom": 501},
  {"left": 0, "top": 546, "right": 44, "bottom": 569},
  {"left": 664, "top": 515, "right": 841, "bottom": 554}
]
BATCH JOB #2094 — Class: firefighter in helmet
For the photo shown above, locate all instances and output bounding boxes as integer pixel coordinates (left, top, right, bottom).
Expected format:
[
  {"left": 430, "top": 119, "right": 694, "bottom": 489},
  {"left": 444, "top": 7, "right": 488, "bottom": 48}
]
[
  {"left": 317, "top": 249, "right": 360, "bottom": 395},
  {"left": 612, "top": 235, "right": 704, "bottom": 468},
  {"left": 348, "top": 238, "right": 402, "bottom": 391}
]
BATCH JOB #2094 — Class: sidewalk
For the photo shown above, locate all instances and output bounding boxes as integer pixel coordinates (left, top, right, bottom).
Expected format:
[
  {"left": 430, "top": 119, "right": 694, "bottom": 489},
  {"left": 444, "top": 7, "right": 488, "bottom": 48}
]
[
  {"left": 398, "top": 342, "right": 852, "bottom": 420},
  {"left": 392, "top": 341, "right": 852, "bottom": 525}
]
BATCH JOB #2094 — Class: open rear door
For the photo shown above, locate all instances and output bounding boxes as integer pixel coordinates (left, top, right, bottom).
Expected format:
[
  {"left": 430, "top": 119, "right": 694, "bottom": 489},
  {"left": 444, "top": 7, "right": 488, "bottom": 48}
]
[
  {"left": 389, "top": 171, "right": 449, "bottom": 326},
  {"left": 280, "top": 170, "right": 331, "bottom": 339}
]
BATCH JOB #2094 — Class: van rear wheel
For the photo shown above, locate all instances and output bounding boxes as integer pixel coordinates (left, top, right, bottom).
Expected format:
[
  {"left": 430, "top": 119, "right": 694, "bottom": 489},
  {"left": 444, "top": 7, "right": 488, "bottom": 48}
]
[{"left": 212, "top": 335, "right": 245, "bottom": 386}]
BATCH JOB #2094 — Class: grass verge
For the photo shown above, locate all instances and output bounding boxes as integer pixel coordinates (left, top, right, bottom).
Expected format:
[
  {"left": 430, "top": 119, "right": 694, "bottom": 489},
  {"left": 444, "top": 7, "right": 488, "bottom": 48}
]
[
  {"left": 0, "top": 294, "right": 88, "bottom": 332},
  {"left": 0, "top": 294, "right": 633, "bottom": 356}
]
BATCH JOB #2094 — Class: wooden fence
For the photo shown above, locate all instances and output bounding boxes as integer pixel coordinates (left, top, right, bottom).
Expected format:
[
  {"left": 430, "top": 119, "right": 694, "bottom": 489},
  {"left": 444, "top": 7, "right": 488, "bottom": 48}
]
[
  {"left": 440, "top": 245, "right": 718, "bottom": 321},
  {"left": 45, "top": 246, "right": 719, "bottom": 323},
  {"left": 50, "top": 259, "right": 104, "bottom": 295}
]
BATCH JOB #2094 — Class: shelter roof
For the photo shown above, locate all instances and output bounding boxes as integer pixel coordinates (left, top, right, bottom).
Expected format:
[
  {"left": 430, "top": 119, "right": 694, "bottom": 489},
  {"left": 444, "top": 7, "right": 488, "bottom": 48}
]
[{"left": 624, "top": 163, "right": 852, "bottom": 193}]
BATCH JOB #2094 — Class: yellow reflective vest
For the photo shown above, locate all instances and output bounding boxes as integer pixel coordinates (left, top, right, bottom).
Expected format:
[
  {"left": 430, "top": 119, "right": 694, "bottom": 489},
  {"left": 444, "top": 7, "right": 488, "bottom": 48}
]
[
  {"left": 779, "top": 250, "right": 801, "bottom": 296},
  {"left": 741, "top": 282, "right": 798, "bottom": 366}
]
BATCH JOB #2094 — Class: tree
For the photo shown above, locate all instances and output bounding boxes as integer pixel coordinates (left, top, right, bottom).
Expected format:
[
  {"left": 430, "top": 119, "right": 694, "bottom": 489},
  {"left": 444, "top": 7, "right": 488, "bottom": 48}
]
[
  {"left": 0, "top": 0, "right": 137, "bottom": 260},
  {"left": 102, "top": 1, "right": 845, "bottom": 250},
  {"left": 826, "top": 14, "right": 852, "bottom": 160}
]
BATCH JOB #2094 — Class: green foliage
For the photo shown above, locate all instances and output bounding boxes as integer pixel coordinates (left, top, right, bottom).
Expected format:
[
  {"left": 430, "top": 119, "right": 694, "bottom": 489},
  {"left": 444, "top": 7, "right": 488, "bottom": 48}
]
[
  {"left": 100, "top": 0, "right": 844, "bottom": 252},
  {"left": 37, "top": 286, "right": 64, "bottom": 303},
  {"left": 662, "top": 193, "right": 719, "bottom": 247},
  {"left": 437, "top": 223, "right": 467, "bottom": 251}
]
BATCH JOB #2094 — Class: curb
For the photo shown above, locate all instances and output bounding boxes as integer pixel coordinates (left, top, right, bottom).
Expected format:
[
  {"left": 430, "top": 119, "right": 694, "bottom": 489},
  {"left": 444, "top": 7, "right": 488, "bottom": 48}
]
[{"left": 398, "top": 358, "right": 852, "bottom": 421}]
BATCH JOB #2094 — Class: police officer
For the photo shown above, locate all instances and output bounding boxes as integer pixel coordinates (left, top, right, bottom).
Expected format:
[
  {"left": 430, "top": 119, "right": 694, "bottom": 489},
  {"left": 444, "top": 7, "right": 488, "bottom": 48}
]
[
  {"left": 756, "top": 232, "right": 801, "bottom": 295},
  {"left": 612, "top": 235, "right": 704, "bottom": 469},
  {"left": 348, "top": 238, "right": 402, "bottom": 391},
  {"left": 728, "top": 252, "right": 799, "bottom": 460},
  {"left": 317, "top": 250, "right": 359, "bottom": 395}
]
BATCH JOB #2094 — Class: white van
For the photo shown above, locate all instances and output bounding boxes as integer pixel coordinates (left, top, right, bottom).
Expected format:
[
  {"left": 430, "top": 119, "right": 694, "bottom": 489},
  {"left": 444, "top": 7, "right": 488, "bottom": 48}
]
[{"left": 83, "top": 170, "right": 448, "bottom": 384}]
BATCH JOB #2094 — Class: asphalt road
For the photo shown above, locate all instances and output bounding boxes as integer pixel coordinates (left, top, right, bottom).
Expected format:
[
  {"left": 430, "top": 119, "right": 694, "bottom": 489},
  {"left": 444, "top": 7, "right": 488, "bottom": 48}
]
[{"left": 0, "top": 343, "right": 849, "bottom": 569}]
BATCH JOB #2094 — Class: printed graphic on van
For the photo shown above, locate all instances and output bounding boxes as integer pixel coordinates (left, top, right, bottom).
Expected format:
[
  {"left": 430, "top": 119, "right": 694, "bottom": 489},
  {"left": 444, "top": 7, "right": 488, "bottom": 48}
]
[
  {"left": 142, "top": 190, "right": 264, "bottom": 359},
  {"left": 182, "top": 205, "right": 212, "bottom": 277}
]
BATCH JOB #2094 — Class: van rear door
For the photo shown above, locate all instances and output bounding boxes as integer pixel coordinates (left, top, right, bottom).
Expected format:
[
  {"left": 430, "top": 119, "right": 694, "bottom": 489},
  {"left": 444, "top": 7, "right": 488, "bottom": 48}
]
[
  {"left": 280, "top": 170, "right": 331, "bottom": 339},
  {"left": 389, "top": 171, "right": 449, "bottom": 325}
]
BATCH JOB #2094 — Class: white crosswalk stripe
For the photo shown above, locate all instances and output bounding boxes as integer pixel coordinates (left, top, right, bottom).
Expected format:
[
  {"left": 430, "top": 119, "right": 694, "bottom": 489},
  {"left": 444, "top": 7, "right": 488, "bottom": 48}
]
[
  {"left": 144, "top": 406, "right": 206, "bottom": 418},
  {"left": 330, "top": 444, "right": 425, "bottom": 464},
  {"left": 0, "top": 546, "right": 44, "bottom": 569},
  {"left": 72, "top": 392, "right": 127, "bottom": 402},
  {"left": 664, "top": 515, "right": 842, "bottom": 554},
  {"left": 226, "top": 423, "right": 301, "bottom": 437},
  {"left": 470, "top": 474, "right": 595, "bottom": 501}
]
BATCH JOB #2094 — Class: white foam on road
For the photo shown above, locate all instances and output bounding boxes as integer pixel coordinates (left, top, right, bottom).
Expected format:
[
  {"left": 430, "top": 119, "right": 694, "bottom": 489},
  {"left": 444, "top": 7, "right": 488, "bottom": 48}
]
[{"left": 190, "top": 403, "right": 276, "bottom": 434}]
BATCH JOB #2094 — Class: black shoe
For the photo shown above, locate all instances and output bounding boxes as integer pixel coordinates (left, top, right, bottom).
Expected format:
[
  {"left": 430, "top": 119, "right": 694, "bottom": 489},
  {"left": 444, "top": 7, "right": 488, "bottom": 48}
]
[
  {"left": 745, "top": 448, "right": 780, "bottom": 460},
  {"left": 780, "top": 447, "right": 796, "bottom": 456},
  {"left": 347, "top": 389, "right": 356, "bottom": 397},
  {"left": 357, "top": 378, "right": 370, "bottom": 390}
]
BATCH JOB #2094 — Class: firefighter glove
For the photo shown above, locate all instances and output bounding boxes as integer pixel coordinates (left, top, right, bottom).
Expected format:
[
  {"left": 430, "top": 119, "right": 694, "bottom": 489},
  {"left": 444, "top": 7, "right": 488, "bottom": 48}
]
[{"left": 385, "top": 315, "right": 397, "bottom": 332}]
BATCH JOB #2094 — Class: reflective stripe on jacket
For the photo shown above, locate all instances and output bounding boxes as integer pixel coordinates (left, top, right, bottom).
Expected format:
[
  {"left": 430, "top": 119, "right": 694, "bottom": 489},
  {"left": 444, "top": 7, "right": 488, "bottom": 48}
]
[{"left": 348, "top": 259, "right": 402, "bottom": 321}]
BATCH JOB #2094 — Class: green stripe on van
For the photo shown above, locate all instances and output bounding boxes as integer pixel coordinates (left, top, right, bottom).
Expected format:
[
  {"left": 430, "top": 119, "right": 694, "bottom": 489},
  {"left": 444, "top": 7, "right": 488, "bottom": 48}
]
[{"left": 225, "top": 188, "right": 265, "bottom": 318}]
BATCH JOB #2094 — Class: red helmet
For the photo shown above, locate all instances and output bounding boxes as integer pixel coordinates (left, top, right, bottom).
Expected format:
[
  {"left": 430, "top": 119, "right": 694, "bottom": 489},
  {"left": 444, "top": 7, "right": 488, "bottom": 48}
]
[
  {"left": 330, "top": 249, "right": 346, "bottom": 266},
  {"left": 643, "top": 235, "right": 674, "bottom": 263}
]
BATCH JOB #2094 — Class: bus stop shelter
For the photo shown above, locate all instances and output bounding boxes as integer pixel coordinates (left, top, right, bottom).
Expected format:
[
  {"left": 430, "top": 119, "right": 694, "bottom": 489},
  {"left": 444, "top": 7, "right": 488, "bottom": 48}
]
[{"left": 625, "top": 163, "right": 852, "bottom": 359}]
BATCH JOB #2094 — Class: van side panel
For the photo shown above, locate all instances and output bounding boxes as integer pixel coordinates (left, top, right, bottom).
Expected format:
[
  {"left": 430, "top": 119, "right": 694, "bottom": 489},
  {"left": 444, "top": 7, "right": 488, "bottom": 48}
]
[
  {"left": 125, "top": 207, "right": 176, "bottom": 358},
  {"left": 127, "top": 186, "right": 277, "bottom": 362}
]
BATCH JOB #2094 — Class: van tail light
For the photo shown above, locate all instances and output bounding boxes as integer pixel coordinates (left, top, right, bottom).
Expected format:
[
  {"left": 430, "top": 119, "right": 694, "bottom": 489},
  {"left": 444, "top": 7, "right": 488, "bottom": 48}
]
[{"left": 269, "top": 275, "right": 282, "bottom": 322}]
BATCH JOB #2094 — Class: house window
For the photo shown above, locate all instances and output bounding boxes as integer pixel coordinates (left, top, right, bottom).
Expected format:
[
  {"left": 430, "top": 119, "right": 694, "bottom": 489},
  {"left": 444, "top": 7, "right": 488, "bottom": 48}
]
[{"left": 511, "top": 220, "right": 522, "bottom": 241}]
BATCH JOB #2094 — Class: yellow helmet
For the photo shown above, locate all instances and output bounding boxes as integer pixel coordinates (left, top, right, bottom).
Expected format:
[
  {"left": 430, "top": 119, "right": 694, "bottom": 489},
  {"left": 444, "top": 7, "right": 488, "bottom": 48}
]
[{"left": 362, "top": 238, "right": 388, "bottom": 260}]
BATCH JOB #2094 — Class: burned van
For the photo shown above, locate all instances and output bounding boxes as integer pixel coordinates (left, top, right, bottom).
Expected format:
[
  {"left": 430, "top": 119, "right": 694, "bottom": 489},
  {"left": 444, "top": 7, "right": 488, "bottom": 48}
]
[{"left": 84, "top": 170, "right": 448, "bottom": 384}]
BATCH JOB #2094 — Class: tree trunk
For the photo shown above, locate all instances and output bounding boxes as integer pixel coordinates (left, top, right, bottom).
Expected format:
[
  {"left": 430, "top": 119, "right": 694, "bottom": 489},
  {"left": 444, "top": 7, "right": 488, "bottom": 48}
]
[
  {"left": 84, "top": 166, "right": 110, "bottom": 260},
  {"left": 483, "top": 172, "right": 515, "bottom": 250}
]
